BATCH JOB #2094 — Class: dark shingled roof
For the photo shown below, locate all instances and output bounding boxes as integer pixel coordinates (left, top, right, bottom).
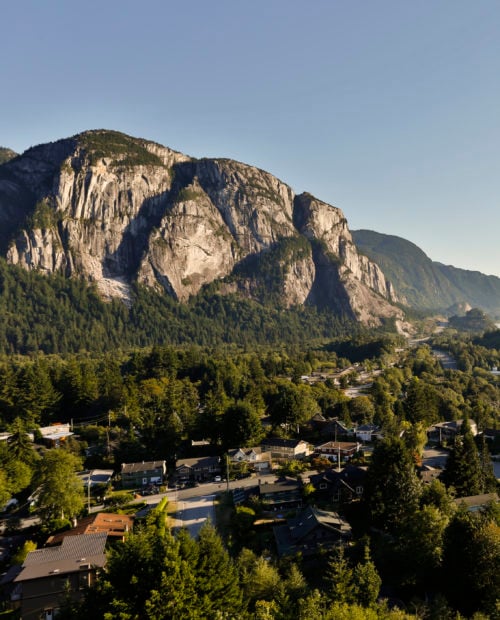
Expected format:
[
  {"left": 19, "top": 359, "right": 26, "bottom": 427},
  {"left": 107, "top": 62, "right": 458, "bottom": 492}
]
[{"left": 14, "top": 533, "right": 107, "bottom": 582}]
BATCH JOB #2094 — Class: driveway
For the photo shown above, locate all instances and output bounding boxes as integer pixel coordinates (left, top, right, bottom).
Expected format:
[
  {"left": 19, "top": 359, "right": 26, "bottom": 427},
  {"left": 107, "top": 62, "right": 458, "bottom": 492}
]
[{"left": 170, "top": 494, "right": 216, "bottom": 537}]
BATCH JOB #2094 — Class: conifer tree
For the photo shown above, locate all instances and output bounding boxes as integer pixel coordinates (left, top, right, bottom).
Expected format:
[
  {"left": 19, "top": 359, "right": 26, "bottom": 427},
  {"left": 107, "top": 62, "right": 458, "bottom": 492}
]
[
  {"left": 352, "top": 543, "right": 381, "bottom": 608},
  {"left": 442, "top": 418, "right": 484, "bottom": 496},
  {"left": 364, "top": 437, "right": 422, "bottom": 533},
  {"left": 191, "top": 522, "right": 244, "bottom": 617},
  {"left": 323, "top": 545, "right": 354, "bottom": 604}
]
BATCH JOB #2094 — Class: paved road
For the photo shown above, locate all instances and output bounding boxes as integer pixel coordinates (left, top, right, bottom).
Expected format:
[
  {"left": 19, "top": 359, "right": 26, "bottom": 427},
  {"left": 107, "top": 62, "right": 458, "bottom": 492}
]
[
  {"left": 170, "top": 494, "right": 216, "bottom": 537},
  {"left": 422, "top": 446, "right": 448, "bottom": 469}
]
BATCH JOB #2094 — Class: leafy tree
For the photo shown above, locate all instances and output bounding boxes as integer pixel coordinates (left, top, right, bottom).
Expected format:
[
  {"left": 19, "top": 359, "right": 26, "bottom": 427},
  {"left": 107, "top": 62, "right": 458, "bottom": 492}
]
[
  {"left": 420, "top": 479, "right": 455, "bottom": 517},
  {"left": 35, "top": 449, "right": 84, "bottom": 524},
  {"left": 348, "top": 395, "right": 375, "bottom": 423},
  {"left": 267, "top": 380, "right": 317, "bottom": 429},
  {"left": 442, "top": 508, "right": 500, "bottom": 617},
  {"left": 0, "top": 468, "right": 11, "bottom": 507},
  {"left": 221, "top": 401, "right": 263, "bottom": 448},
  {"left": 404, "top": 377, "right": 439, "bottom": 425},
  {"left": 10, "top": 540, "right": 37, "bottom": 565}
]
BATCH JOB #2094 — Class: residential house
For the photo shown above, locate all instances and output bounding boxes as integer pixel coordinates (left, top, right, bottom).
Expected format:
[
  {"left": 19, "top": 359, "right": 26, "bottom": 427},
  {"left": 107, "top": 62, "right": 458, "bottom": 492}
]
[
  {"left": 38, "top": 424, "right": 74, "bottom": 448},
  {"left": 46, "top": 513, "right": 134, "bottom": 546},
  {"left": 175, "top": 456, "right": 221, "bottom": 482},
  {"left": 418, "top": 464, "right": 442, "bottom": 485},
  {"left": 259, "top": 477, "right": 302, "bottom": 510},
  {"left": 427, "top": 419, "right": 478, "bottom": 444},
  {"left": 453, "top": 492, "right": 499, "bottom": 513},
  {"left": 228, "top": 447, "right": 272, "bottom": 472},
  {"left": 273, "top": 505, "right": 352, "bottom": 557},
  {"left": 314, "top": 440, "right": 361, "bottom": 463},
  {"left": 309, "top": 415, "right": 352, "bottom": 439},
  {"left": 309, "top": 465, "right": 367, "bottom": 503},
  {"left": 12, "top": 532, "right": 107, "bottom": 620},
  {"left": 121, "top": 460, "right": 166, "bottom": 489},
  {"left": 354, "top": 424, "right": 380, "bottom": 442},
  {"left": 260, "top": 438, "right": 310, "bottom": 460}
]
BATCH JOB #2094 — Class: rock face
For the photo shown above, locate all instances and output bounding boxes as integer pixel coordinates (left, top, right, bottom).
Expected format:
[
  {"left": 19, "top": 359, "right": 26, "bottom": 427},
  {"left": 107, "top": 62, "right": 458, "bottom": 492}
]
[{"left": 0, "top": 130, "right": 403, "bottom": 326}]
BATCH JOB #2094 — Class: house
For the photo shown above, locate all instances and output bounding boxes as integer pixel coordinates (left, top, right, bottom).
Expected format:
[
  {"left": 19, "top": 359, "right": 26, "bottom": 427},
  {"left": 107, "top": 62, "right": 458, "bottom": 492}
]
[
  {"left": 12, "top": 532, "right": 107, "bottom": 620},
  {"left": 309, "top": 465, "right": 367, "bottom": 503},
  {"left": 354, "top": 424, "right": 380, "bottom": 442},
  {"left": 228, "top": 447, "right": 272, "bottom": 472},
  {"left": 121, "top": 460, "right": 166, "bottom": 489},
  {"left": 259, "top": 477, "right": 302, "bottom": 510},
  {"left": 260, "top": 438, "right": 310, "bottom": 460},
  {"left": 453, "top": 492, "right": 499, "bottom": 513},
  {"left": 419, "top": 464, "right": 442, "bottom": 485},
  {"left": 46, "top": 513, "right": 134, "bottom": 545},
  {"left": 314, "top": 440, "right": 361, "bottom": 463},
  {"left": 38, "top": 424, "right": 74, "bottom": 448},
  {"left": 427, "top": 419, "right": 478, "bottom": 444},
  {"left": 175, "top": 456, "right": 221, "bottom": 482},
  {"left": 273, "top": 505, "right": 352, "bottom": 557},
  {"left": 309, "top": 415, "right": 352, "bottom": 439},
  {"left": 77, "top": 469, "right": 114, "bottom": 491}
]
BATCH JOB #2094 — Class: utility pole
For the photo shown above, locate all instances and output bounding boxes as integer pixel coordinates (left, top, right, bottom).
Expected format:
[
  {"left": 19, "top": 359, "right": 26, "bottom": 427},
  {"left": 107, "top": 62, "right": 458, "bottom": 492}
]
[{"left": 87, "top": 472, "right": 91, "bottom": 513}]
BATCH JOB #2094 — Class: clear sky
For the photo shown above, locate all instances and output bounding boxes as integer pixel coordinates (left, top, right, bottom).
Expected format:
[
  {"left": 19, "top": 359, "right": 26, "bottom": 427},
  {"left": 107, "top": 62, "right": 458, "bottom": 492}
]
[{"left": 1, "top": 1, "right": 499, "bottom": 276}]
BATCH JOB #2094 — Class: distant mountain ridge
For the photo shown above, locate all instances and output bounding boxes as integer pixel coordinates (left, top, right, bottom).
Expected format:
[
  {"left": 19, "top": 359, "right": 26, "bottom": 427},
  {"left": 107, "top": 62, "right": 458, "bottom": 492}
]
[
  {"left": 352, "top": 229, "right": 500, "bottom": 317},
  {"left": 0, "top": 130, "right": 402, "bottom": 327}
]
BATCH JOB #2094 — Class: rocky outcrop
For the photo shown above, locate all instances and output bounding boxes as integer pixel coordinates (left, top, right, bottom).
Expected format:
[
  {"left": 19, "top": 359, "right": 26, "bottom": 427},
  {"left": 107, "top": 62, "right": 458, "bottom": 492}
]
[{"left": 0, "top": 130, "right": 403, "bottom": 325}]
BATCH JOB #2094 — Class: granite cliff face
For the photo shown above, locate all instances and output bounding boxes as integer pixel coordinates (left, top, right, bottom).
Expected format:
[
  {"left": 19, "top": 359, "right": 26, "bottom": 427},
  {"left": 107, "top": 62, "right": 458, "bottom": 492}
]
[{"left": 0, "top": 130, "right": 402, "bottom": 326}]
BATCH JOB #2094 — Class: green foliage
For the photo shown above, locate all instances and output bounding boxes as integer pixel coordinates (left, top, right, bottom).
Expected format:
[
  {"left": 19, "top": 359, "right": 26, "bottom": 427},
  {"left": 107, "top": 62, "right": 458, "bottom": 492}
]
[
  {"left": 0, "top": 258, "right": 360, "bottom": 354},
  {"left": 365, "top": 437, "right": 422, "bottom": 534},
  {"left": 85, "top": 514, "right": 244, "bottom": 619},
  {"left": 221, "top": 401, "right": 264, "bottom": 449},
  {"left": 232, "top": 235, "right": 312, "bottom": 305},
  {"left": 79, "top": 130, "right": 165, "bottom": 167},
  {"left": 35, "top": 449, "right": 84, "bottom": 524},
  {"left": 266, "top": 379, "right": 318, "bottom": 428},
  {"left": 448, "top": 308, "right": 496, "bottom": 333},
  {"left": 174, "top": 187, "right": 205, "bottom": 203},
  {"left": 442, "top": 418, "right": 486, "bottom": 496},
  {"left": 442, "top": 508, "right": 500, "bottom": 617},
  {"left": 26, "top": 200, "right": 61, "bottom": 229}
]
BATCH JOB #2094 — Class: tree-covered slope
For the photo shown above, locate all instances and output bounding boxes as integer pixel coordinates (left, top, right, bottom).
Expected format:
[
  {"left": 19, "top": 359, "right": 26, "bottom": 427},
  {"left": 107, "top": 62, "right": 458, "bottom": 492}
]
[
  {"left": 353, "top": 229, "right": 500, "bottom": 316},
  {"left": 0, "top": 258, "right": 362, "bottom": 355}
]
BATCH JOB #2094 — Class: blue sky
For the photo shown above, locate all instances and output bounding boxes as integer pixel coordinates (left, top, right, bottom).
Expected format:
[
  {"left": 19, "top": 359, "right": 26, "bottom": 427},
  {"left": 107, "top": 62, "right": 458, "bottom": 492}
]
[{"left": 2, "top": 0, "right": 499, "bottom": 276}]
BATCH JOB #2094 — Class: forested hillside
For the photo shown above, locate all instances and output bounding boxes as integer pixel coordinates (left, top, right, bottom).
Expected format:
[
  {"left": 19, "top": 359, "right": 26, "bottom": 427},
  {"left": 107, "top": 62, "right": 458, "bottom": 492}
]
[
  {"left": 353, "top": 229, "right": 500, "bottom": 316},
  {"left": 0, "top": 258, "right": 364, "bottom": 355}
]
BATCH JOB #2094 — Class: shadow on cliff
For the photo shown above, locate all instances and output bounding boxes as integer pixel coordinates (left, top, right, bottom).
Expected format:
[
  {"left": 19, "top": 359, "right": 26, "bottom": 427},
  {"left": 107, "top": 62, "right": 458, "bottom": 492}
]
[{"left": 103, "top": 189, "right": 174, "bottom": 282}]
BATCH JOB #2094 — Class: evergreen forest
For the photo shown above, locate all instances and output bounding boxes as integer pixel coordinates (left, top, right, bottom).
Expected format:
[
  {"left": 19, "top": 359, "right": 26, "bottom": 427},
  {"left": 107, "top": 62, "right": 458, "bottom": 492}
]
[{"left": 0, "top": 323, "right": 499, "bottom": 618}]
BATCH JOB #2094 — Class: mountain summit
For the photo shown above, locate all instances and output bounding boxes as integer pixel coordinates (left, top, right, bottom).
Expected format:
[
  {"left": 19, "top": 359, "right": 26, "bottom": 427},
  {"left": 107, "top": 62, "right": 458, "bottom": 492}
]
[{"left": 0, "top": 130, "right": 402, "bottom": 327}]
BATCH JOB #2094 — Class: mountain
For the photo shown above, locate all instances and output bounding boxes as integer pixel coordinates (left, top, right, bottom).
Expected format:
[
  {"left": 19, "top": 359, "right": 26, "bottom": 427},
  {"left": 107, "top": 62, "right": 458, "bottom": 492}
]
[
  {"left": 352, "top": 229, "right": 500, "bottom": 317},
  {"left": 0, "top": 130, "right": 403, "bottom": 327},
  {"left": 0, "top": 147, "right": 17, "bottom": 164}
]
